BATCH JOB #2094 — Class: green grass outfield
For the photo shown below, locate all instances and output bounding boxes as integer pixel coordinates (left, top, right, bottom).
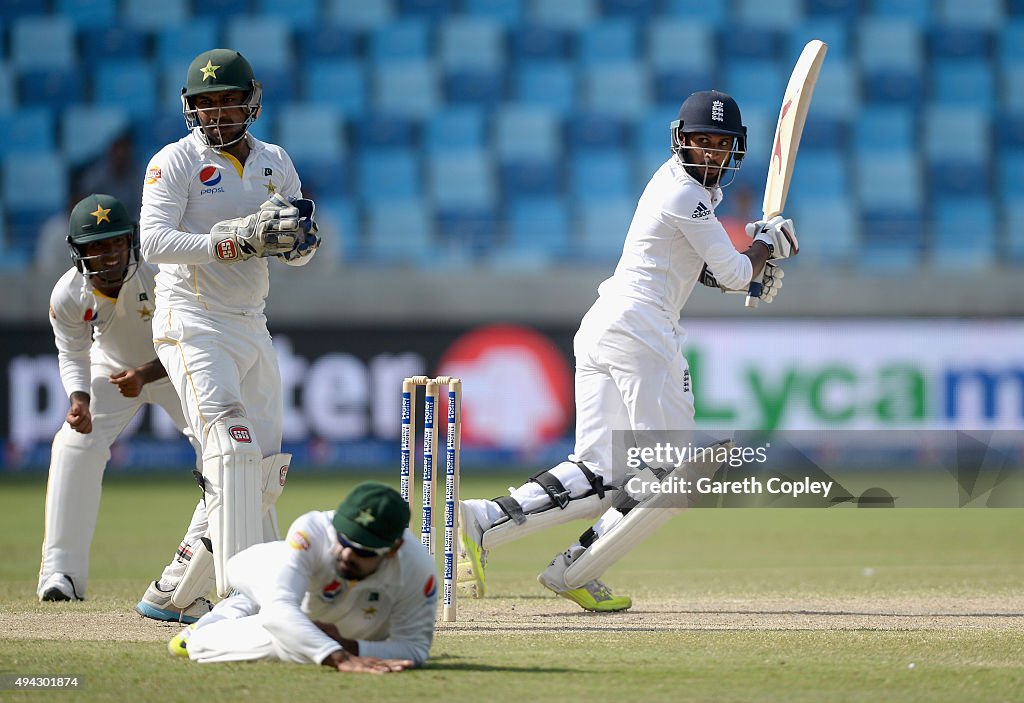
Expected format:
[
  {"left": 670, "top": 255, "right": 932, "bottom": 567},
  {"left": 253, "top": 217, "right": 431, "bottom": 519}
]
[{"left": 1, "top": 471, "right": 1022, "bottom": 703}]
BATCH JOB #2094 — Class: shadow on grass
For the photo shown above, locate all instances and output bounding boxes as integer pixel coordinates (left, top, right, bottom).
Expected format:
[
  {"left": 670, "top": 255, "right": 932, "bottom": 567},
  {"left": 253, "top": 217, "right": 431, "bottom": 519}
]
[{"left": 423, "top": 654, "right": 576, "bottom": 673}]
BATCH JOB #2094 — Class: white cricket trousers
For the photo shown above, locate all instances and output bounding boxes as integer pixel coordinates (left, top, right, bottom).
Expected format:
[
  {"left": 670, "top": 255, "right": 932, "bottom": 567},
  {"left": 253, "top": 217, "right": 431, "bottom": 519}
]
[{"left": 37, "top": 370, "right": 202, "bottom": 598}]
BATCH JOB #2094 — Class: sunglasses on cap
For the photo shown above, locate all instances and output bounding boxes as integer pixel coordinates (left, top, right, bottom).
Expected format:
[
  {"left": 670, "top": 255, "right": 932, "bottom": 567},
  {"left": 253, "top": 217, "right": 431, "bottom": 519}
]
[{"left": 336, "top": 532, "right": 393, "bottom": 558}]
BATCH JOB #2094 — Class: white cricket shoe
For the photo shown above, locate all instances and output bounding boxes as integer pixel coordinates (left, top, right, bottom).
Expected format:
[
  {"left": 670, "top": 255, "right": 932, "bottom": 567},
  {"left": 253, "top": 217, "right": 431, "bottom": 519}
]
[
  {"left": 457, "top": 500, "right": 488, "bottom": 598},
  {"left": 538, "top": 552, "right": 632, "bottom": 613},
  {"left": 38, "top": 573, "right": 82, "bottom": 602},
  {"left": 136, "top": 581, "right": 212, "bottom": 624}
]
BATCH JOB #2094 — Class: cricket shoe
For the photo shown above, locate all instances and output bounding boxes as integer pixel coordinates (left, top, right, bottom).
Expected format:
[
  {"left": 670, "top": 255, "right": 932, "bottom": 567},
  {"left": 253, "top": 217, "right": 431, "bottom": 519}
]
[
  {"left": 456, "top": 500, "right": 488, "bottom": 598},
  {"left": 135, "top": 581, "right": 213, "bottom": 624},
  {"left": 38, "top": 573, "right": 83, "bottom": 602},
  {"left": 168, "top": 624, "right": 196, "bottom": 658},
  {"left": 538, "top": 552, "right": 632, "bottom": 613}
]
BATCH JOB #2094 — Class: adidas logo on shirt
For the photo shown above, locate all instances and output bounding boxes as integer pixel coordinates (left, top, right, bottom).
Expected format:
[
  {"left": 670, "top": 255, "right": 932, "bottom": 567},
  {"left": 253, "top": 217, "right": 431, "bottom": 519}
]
[{"left": 691, "top": 202, "right": 711, "bottom": 220}]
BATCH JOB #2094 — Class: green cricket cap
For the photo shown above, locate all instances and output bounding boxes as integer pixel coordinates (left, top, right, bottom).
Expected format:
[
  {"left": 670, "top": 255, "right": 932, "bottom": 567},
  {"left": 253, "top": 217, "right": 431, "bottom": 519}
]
[
  {"left": 332, "top": 482, "right": 410, "bottom": 549},
  {"left": 68, "top": 194, "right": 134, "bottom": 245}
]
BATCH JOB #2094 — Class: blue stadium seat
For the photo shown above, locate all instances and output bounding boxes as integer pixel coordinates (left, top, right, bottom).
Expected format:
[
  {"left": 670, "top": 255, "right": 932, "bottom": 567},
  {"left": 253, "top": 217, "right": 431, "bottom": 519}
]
[
  {"left": 930, "top": 60, "right": 995, "bottom": 109},
  {"left": 570, "top": 151, "right": 632, "bottom": 201},
  {"left": 1008, "top": 114, "right": 1024, "bottom": 149},
  {"left": 439, "top": 18, "right": 504, "bottom": 70},
  {"left": 858, "top": 19, "right": 922, "bottom": 71},
  {"left": 652, "top": 68, "right": 716, "bottom": 109},
  {"left": 370, "top": 19, "right": 431, "bottom": 63},
  {"left": 510, "top": 25, "right": 568, "bottom": 61},
  {"left": 192, "top": 0, "right": 251, "bottom": 19},
  {"left": 529, "top": 0, "right": 597, "bottom": 29},
  {"left": 124, "top": 0, "right": 187, "bottom": 29},
  {"left": 133, "top": 114, "right": 188, "bottom": 161},
  {"left": 0, "top": 109, "right": 55, "bottom": 156},
  {"left": 582, "top": 63, "right": 650, "bottom": 119},
  {"left": 854, "top": 105, "right": 916, "bottom": 152},
  {"left": 364, "top": 199, "right": 434, "bottom": 263},
  {"left": 855, "top": 150, "right": 923, "bottom": 209},
  {"left": 353, "top": 113, "right": 416, "bottom": 150},
  {"left": 873, "top": 0, "right": 931, "bottom": 22},
  {"left": 936, "top": 0, "right": 1003, "bottom": 30},
  {"left": 297, "top": 26, "right": 358, "bottom": 63},
  {"left": 0, "top": 68, "right": 14, "bottom": 114},
  {"left": 305, "top": 61, "right": 366, "bottom": 115},
  {"left": 436, "top": 207, "right": 499, "bottom": 259},
  {"left": 922, "top": 106, "right": 989, "bottom": 159},
  {"left": 577, "top": 199, "right": 632, "bottom": 262},
  {"left": 61, "top": 106, "right": 130, "bottom": 166},
  {"left": 1004, "top": 197, "right": 1024, "bottom": 262},
  {"left": 225, "top": 18, "right": 295, "bottom": 72},
  {"left": 504, "top": 197, "right": 571, "bottom": 259},
  {"left": 863, "top": 70, "right": 925, "bottom": 106},
  {"left": 568, "top": 114, "right": 627, "bottom": 152},
  {"left": 373, "top": 63, "right": 439, "bottom": 118},
  {"left": 737, "top": 0, "right": 806, "bottom": 27},
  {"left": 429, "top": 152, "right": 497, "bottom": 210},
  {"left": 464, "top": 0, "right": 523, "bottom": 26},
  {"left": 790, "top": 151, "right": 848, "bottom": 200},
  {"left": 500, "top": 159, "right": 562, "bottom": 198},
  {"left": 787, "top": 20, "right": 849, "bottom": 61},
  {"left": 811, "top": 59, "right": 858, "bottom": 117},
  {"left": 931, "top": 198, "right": 996, "bottom": 269},
  {"left": 663, "top": 0, "right": 727, "bottom": 26},
  {"left": 0, "top": 0, "right": 47, "bottom": 20},
  {"left": 424, "top": 107, "right": 487, "bottom": 153},
  {"left": 2, "top": 152, "right": 67, "bottom": 214},
  {"left": 252, "top": 68, "right": 297, "bottom": 103},
  {"left": 325, "top": 0, "right": 395, "bottom": 29},
  {"left": 792, "top": 197, "right": 858, "bottom": 264},
  {"left": 358, "top": 150, "right": 421, "bottom": 204},
  {"left": 577, "top": 20, "right": 638, "bottom": 65},
  {"left": 633, "top": 108, "right": 675, "bottom": 153},
  {"left": 635, "top": 150, "right": 669, "bottom": 187},
  {"left": 928, "top": 159, "right": 990, "bottom": 198},
  {"left": 1003, "top": 67, "right": 1024, "bottom": 110},
  {"left": 293, "top": 158, "right": 349, "bottom": 201},
  {"left": 58, "top": 0, "right": 117, "bottom": 26},
  {"left": 397, "top": 0, "right": 455, "bottom": 22},
  {"left": 1000, "top": 21, "right": 1024, "bottom": 64},
  {"left": 314, "top": 197, "right": 360, "bottom": 261},
  {"left": 1000, "top": 150, "right": 1024, "bottom": 201},
  {"left": 800, "top": 115, "right": 847, "bottom": 151},
  {"left": 155, "top": 22, "right": 220, "bottom": 71},
  {"left": 18, "top": 69, "right": 84, "bottom": 110},
  {"left": 514, "top": 61, "right": 576, "bottom": 114},
  {"left": 721, "top": 27, "right": 781, "bottom": 61},
  {"left": 603, "top": 0, "right": 657, "bottom": 19},
  {"left": 95, "top": 61, "right": 158, "bottom": 119},
  {"left": 276, "top": 105, "right": 345, "bottom": 162},
  {"left": 723, "top": 61, "right": 785, "bottom": 113},
  {"left": 860, "top": 209, "right": 926, "bottom": 271},
  {"left": 444, "top": 69, "right": 506, "bottom": 109},
  {"left": 256, "top": 0, "right": 319, "bottom": 28},
  {"left": 805, "top": 0, "right": 861, "bottom": 21},
  {"left": 494, "top": 107, "right": 561, "bottom": 159},
  {"left": 82, "top": 26, "right": 147, "bottom": 66},
  {"left": 11, "top": 17, "right": 76, "bottom": 70},
  {"left": 647, "top": 21, "right": 714, "bottom": 73},
  {"left": 927, "top": 27, "right": 990, "bottom": 60}
]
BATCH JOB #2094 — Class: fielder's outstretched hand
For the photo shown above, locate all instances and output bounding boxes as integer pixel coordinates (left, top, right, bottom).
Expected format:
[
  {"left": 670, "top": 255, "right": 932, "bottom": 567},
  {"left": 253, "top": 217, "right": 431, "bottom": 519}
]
[{"left": 322, "top": 648, "right": 414, "bottom": 674}]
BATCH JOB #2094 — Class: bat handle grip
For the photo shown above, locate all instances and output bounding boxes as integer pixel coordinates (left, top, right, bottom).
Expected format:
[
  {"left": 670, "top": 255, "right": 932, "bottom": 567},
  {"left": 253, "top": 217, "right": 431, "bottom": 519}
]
[{"left": 745, "top": 272, "right": 764, "bottom": 308}]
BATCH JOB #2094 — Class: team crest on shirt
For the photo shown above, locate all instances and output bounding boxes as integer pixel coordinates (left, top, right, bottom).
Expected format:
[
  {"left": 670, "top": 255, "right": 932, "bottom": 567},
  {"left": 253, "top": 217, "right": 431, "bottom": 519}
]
[
  {"left": 288, "top": 530, "right": 311, "bottom": 551},
  {"left": 137, "top": 304, "right": 153, "bottom": 322}
]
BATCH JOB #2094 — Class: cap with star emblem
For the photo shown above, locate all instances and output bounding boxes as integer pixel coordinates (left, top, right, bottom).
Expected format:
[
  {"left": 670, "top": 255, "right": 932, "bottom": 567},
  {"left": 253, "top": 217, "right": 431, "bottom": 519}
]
[
  {"left": 332, "top": 482, "right": 410, "bottom": 550},
  {"left": 68, "top": 193, "right": 135, "bottom": 246},
  {"left": 183, "top": 49, "right": 257, "bottom": 98}
]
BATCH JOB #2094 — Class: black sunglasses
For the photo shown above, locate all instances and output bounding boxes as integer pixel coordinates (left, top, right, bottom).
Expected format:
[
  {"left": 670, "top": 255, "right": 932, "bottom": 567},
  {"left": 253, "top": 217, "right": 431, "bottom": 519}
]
[{"left": 337, "top": 533, "right": 391, "bottom": 558}]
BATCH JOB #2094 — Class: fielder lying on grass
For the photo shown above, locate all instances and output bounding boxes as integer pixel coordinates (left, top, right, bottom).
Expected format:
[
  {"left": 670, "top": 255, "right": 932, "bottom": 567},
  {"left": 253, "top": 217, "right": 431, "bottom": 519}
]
[{"left": 169, "top": 482, "right": 436, "bottom": 673}]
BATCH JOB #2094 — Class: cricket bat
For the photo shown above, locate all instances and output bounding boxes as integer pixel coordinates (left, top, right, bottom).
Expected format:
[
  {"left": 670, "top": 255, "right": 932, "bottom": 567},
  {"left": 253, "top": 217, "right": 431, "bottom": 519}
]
[{"left": 745, "top": 39, "right": 828, "bottom": 308}]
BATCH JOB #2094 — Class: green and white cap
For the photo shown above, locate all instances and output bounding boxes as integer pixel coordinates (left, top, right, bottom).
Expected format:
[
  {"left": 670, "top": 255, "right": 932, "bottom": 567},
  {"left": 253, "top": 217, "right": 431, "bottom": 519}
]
[{"left": 332, "top": 482, "right": 410, "bottom": 550}]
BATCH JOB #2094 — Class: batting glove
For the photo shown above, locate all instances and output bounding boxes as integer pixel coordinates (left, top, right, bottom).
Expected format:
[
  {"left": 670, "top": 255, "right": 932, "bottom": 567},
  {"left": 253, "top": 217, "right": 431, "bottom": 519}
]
[
  {"left": 747, "top": 215, "right": 798, "bottom": 260},
  {"left": 209, "top": 194, "right": 300, "bottom": 262},
  {"left": 760, "top": 262, "right": 784, "bottom": 304}
]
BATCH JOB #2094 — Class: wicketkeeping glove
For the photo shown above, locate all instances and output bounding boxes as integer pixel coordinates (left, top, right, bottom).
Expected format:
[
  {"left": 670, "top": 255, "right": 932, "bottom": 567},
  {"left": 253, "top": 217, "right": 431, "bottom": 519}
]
[
  {"left": 746, "top": 215, "right": 798, "bottom": 260},
  {"left": 210, "top": 194, "right": 301, "bottom": 262},
  {"left": 278, "top": 198, "right": 321, "bottom": 263}
]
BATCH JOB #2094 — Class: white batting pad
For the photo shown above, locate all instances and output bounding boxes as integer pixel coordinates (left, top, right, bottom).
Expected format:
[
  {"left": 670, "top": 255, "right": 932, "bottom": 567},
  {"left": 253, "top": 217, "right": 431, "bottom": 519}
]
[
  {"left": 563, "top": 440, "right": 733, "bottom": 589},
  {"left": 482, "top": 491, "right": 612, "bottom": 550},
  {"left": 203, "top": 419, "right": 264, "bottom": 598}
]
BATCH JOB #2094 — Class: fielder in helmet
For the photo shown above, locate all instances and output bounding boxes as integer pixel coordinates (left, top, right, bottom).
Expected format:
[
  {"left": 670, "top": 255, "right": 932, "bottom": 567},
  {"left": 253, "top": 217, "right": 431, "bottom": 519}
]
[
  {"left": 40, "top": 194, "right": 212, "bottom": 624},
  {"left": 140, "top": 48, "right": 320, "bottom": 607},
  {"left": 456, "top": 90, "right": 799, "bottom": 613}
]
